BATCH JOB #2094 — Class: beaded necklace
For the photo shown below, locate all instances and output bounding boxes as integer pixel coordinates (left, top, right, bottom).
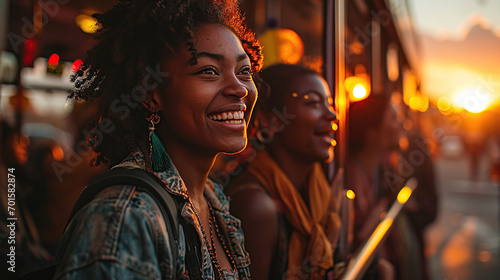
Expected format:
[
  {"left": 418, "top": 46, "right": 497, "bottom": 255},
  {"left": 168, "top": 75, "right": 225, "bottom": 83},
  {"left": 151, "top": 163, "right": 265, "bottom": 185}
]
[{"left": 187, "top": 192, "right": 236, "bottom": 279}]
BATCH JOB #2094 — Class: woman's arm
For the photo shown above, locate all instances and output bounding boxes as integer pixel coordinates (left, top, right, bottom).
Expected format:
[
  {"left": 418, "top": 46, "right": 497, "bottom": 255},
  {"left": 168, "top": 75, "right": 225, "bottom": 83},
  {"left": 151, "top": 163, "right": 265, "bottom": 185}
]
[{"left": 229, "top": 186, "right": 279, "bottom": 280}]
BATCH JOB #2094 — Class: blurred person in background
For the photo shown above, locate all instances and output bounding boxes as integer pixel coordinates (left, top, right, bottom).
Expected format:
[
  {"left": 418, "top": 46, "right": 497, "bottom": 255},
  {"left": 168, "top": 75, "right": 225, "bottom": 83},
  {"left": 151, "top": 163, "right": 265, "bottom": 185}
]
[
  {"left": 53, "top": 0, "right": 263, "bottom": 278},
  {"left": 346, "top": 96, "right": 401, "bottom": 280},
  {"left": 0, "top": 120, "right": 51, "bottom": 277},
  {"left": 396, "top": 128, "right": 438, "bottom": 280},
  {"left": 347, "top": 96, "right": 438, "bottom": 280},
  {"left": 226, "top": 64, "right": 342, "bottom": 280}
]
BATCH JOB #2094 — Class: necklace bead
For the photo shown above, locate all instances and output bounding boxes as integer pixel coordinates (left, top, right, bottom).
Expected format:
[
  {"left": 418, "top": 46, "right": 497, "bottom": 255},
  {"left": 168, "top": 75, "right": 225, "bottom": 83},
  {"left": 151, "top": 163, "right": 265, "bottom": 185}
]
[{"left": 186, "top": 190, "right": 236, "bottom": 279}]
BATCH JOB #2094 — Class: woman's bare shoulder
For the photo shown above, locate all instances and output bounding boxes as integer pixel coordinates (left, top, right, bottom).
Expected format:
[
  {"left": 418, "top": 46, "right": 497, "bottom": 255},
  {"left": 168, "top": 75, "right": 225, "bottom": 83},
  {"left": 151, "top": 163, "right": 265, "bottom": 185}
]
[{"left": 226, "top": 171, "right": 279, "bottom": 220}]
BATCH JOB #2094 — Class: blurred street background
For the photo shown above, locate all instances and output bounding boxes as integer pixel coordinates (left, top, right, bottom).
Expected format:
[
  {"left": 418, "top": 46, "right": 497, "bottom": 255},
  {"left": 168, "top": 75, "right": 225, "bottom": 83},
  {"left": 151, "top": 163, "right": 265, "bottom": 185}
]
[
  {"left": 427, "top": 147, "right": 500, "bottom": 280},
  {"left": 1, "top": 0, "right": 500, "bottom": 279}
]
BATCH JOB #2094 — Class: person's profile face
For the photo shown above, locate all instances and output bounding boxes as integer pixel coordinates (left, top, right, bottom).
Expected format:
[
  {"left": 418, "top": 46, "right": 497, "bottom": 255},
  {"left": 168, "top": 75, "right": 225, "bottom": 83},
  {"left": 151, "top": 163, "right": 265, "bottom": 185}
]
[
  {"left": 156, "top": 23, "right": 258, "bottom": 156},
  {"left": 274, "top": 74, "right": 337, "bottom": 162}
]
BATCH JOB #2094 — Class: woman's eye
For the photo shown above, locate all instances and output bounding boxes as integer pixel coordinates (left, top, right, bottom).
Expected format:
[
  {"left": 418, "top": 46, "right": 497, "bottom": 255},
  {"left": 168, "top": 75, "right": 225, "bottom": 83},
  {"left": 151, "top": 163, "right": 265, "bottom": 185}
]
[
  {"left": 198, "top": 67, "right": 218, "bottom": 75},
  {"left": 306, "top": 100, "right": 321, "bottom": 107},
  {"left": 238, "top": 66, "right": 252, "bottom": 75}
]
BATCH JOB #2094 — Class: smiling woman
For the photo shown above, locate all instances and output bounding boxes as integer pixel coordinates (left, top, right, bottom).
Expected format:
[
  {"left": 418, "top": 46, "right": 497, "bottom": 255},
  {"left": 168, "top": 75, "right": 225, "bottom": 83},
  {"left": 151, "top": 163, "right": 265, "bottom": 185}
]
[
  {"left": 53, "top": 0, "right": 262, "bottom": 279},
  {"left": 225, "top": 64, "right": 340, "bottom": 280},
  {"left": 156, "top": 24, "right": 257, "bottom": 158}
]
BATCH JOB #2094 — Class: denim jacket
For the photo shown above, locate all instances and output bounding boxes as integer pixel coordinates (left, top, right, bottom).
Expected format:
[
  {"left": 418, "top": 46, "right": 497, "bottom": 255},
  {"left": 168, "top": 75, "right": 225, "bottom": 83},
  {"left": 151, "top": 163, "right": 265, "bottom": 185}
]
[{"left": 54, "top": 150, "right": 251, "bottom": 279}]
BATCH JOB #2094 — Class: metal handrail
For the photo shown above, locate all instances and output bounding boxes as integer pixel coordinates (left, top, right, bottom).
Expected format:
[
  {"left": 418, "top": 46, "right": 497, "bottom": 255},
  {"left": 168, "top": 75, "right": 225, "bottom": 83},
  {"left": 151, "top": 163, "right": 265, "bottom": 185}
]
[{"left": 341, "top": 178, "right": 418, "bottom": 280}]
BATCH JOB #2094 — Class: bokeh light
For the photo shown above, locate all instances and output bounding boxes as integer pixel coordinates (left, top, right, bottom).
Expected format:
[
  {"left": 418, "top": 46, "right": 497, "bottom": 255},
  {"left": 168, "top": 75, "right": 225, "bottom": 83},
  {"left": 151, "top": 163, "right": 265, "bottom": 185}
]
[
  {"left": 345, "top": 76, "right": 371, "bottom": 102},
  {"left": 346, "top": 190, "right": 356, "bottom": 199},
  {"left": 453, "top": 88, "right": 491, "bottom": 113},
  {"left": 353, "top": 84, "right": 367, "bottom": 99},
  {"left": 71, "top": 59, "right": 84, "bottom": 72},
  {"left": 259, "top": 28, "right": 304, "bottom": 66},
  {"left": 397, "top": 186, "right": 412, "bottom": 204},
  {"left": 48, "top": 53, "right": 59, "bottom": 66},
  {"left": 76, "top": 14, "right": 100, "bottom": 34}
]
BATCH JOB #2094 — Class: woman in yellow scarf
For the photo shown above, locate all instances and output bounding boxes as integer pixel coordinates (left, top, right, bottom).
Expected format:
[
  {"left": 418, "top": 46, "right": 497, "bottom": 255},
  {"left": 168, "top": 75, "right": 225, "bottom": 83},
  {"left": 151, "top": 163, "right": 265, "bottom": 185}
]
[{"left": 225, "top": 64, "right": 341, "bottom": 280}]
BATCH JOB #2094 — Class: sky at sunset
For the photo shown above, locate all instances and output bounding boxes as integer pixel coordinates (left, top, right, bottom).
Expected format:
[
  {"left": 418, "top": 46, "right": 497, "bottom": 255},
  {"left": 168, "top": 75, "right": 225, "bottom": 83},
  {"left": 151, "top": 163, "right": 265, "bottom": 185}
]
[{"left": 408, "top": 0, "right": 500, "bottom": 109}]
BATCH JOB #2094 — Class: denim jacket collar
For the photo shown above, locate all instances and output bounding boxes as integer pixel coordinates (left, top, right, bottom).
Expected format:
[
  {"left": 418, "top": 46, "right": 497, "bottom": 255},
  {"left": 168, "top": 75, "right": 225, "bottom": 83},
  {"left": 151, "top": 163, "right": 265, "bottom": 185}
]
[{"left": 114, "top": 149, "right": 229, "bottom": 213}]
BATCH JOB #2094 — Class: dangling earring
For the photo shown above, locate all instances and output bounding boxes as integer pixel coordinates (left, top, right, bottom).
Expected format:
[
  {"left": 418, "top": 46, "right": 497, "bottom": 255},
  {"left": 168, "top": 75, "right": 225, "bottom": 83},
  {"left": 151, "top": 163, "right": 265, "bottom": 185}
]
[{"left": 147, "top": 112, "right": 168, "bottom": 172}]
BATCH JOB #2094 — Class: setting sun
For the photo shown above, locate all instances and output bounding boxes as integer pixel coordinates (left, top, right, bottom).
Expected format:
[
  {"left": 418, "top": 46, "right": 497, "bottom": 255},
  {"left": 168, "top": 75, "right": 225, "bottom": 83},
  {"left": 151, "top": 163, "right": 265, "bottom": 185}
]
[{"left": 453, "top": 88, "right": 491, "bottom": 113}]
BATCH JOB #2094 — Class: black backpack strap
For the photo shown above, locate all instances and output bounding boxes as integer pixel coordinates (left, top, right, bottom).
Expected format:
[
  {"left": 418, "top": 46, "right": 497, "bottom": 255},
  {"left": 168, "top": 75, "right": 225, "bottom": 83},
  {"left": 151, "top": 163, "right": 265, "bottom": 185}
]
[
  {"left": 64, "top": 168, "right": 181, "bottom": 279},
  {"left": 182, "top": 218, "right": 204, "bottom": 279}
]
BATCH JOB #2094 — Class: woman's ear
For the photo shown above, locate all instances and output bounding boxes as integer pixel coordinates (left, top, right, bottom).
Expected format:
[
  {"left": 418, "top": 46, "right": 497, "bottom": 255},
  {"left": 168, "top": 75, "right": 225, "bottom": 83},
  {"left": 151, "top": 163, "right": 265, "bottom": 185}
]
[{"left": 142, "top": 91, "right": 161, "bottom": 112}]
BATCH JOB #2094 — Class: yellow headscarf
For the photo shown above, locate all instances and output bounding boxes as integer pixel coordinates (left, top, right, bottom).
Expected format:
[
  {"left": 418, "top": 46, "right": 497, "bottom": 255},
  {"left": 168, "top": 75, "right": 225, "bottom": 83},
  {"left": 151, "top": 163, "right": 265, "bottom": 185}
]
[{"left": 247, "top": 151, "right": 341, "bottom": 279}]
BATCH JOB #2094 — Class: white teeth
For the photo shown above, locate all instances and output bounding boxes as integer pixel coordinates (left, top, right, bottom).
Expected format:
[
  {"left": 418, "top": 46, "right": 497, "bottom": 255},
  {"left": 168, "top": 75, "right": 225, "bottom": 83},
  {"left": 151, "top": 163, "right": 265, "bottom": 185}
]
[
  {"left": 221, "top": 120, "right": 242, "bottom": 124},
  {"left": 208, "top": 110, "right": 245, "bottom": 122}
]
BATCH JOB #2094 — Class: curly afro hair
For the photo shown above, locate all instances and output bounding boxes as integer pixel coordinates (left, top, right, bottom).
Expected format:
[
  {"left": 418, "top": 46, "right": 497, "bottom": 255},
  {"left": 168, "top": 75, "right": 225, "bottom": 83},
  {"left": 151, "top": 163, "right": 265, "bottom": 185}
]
[{"left": 69, "top": 0, "right": 263, "bottom": 167}]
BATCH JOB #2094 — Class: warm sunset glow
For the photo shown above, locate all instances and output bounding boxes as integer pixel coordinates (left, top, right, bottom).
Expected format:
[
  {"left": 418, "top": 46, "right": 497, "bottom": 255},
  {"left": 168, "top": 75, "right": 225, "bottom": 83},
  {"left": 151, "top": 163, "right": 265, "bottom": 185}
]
[
  {"left": 422, "top": 62, "right": 500, "bottom": 108},
  {"left": 346, "top": 190, "right": 356, "bottom": 200},
  {"left": 454, "top": 88, "right": 491, "bottom": 113},
  {"left": 397, "top": 186, "right": 413, "bottom": 204}
]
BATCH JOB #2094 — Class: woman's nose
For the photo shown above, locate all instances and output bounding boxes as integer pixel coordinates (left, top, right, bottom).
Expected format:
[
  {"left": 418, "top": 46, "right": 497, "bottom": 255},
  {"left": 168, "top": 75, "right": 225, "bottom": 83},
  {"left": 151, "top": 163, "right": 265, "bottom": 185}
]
[
  {"left": 223, "top": 77, "right": 249, "bottom": 99},
  {"left": 324, "top": 106, "right": 337, "bottom": 121}
]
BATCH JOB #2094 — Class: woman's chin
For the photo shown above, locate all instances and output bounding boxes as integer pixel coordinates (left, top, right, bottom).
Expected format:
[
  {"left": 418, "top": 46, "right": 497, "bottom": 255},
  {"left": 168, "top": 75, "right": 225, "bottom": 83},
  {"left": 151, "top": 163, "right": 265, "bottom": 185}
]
[{"left": 220, "top": 139, "right": 247, "bottom": 155}]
